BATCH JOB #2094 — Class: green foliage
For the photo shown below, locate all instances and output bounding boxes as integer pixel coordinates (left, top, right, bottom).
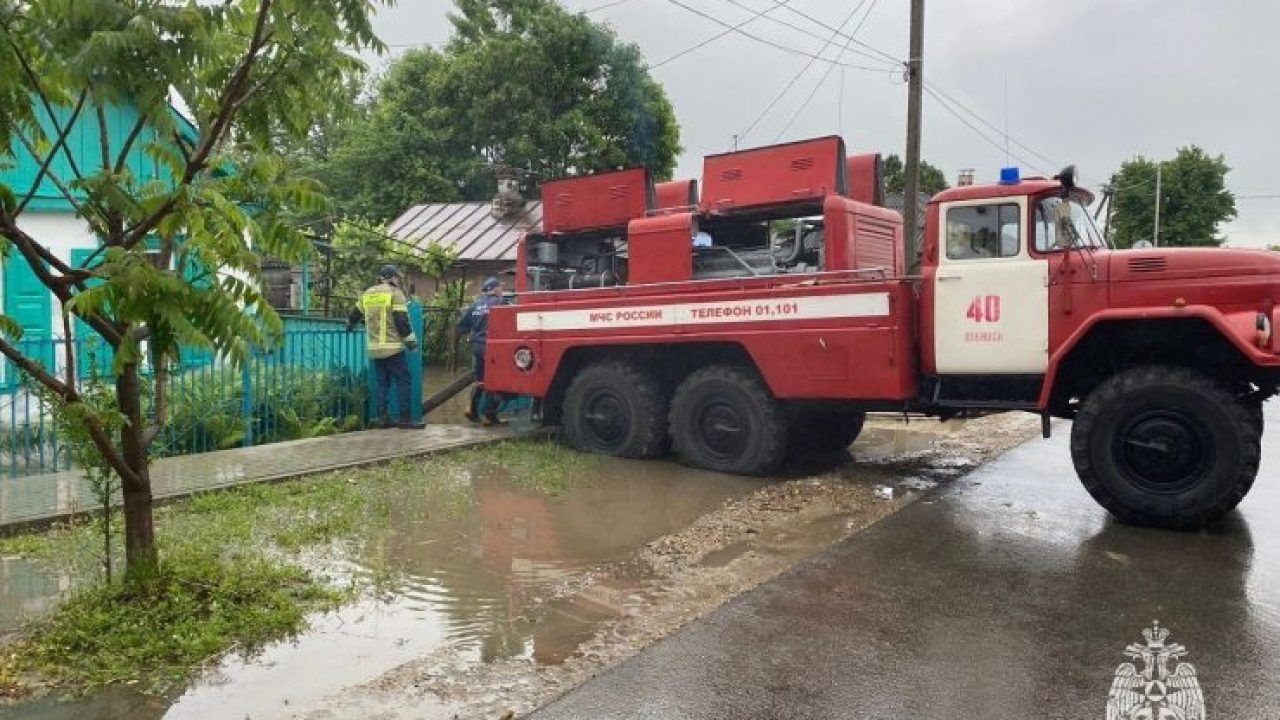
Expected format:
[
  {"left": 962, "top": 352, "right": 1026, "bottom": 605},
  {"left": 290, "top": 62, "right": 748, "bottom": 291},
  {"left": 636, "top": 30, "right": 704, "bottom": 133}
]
[
  {"left": 158, "top": 367, "right": 369, "bottom": 456},
  {"left": 307, "top": 0, "right": 682, "bottom": 221},
  {"left": 12, "top": 549, "right": 341, "bottom": 693},
  {"left": 882, "top": 154, "right": 950, "bottom": 197},
  {"left": 0, "top": 652, "right": 17, "bottom": 699},
  {"left": 1109, "top": 146, "right": 1237, "bottom": 249},
  {"left": 0, "top": 440, "right": 591, "bottom": 693},
  {"left": 325, "top": 217, "right": 457, "bottom": 305},
  {"left": 463, "top": 440, "right": 600, "bottom": 496},
  {"left": 424, "top": 278, "right": 470, "bottom": 363},
  {"left": 1, "top": 0, "right": 388, "bottom": 368},
  {"left": 0, "top": 0, "right": 391, "bottom": 572},
  {"left": 31, "top": 349, "right": 126, "bottom": 581}
]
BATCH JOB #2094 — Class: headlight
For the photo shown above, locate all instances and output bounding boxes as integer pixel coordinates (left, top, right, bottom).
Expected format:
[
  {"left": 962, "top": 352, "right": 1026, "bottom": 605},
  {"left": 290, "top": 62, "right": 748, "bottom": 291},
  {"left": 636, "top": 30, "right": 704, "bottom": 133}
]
[
  {"left": 1257, "top": 312, "right": 1273, "bottom": 350},
  {"left": 513, "top": 346, "right": 535, "bottom": 371}
]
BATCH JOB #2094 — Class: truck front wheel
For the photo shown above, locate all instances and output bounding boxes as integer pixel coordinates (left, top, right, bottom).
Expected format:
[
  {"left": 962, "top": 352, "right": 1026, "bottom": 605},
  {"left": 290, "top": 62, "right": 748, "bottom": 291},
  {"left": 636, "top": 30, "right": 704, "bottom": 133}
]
[
  {"left": 669, "top": 365, "right": 788, "bottom": 476},
  {"left": 562, "top": 362, "right": 668, "bottom": 458},
  {"left": 1070, "top": 365, "right": 1261, "bottom": 530}
]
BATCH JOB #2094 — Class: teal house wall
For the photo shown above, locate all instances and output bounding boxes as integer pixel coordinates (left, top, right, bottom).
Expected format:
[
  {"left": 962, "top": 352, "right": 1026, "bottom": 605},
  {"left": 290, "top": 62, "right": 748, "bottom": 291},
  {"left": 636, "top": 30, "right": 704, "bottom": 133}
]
[{"left": 0, "top": 99, "right": 199, "bottom": 380}]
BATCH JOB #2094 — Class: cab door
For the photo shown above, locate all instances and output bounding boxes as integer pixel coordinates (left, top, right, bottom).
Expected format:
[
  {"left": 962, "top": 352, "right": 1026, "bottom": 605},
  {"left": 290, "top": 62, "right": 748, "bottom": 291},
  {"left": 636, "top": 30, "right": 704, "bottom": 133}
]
[{"left": 932, "top": 197, "right": 1049, "bottom": 374}]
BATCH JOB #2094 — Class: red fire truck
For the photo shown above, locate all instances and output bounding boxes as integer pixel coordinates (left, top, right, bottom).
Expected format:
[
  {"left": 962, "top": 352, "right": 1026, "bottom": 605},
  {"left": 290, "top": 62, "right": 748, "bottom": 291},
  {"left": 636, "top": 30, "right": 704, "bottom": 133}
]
[{"left": 483, "top": 136, "right": 1279, "bottom": 529}]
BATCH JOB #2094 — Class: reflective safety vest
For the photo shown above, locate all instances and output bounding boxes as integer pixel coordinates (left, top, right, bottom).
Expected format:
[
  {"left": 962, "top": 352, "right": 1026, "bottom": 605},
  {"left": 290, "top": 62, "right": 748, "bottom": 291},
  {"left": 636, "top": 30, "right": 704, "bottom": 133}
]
[{"left": 358, "top": 282, "right": 415, "bottom": 359}]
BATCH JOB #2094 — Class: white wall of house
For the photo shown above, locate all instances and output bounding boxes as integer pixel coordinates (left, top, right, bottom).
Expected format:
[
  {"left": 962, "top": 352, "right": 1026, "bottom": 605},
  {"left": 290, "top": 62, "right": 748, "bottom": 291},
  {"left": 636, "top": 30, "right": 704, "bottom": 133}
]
[
  {"left": 8, "top": 211, "right": 99, "bottom": 338},
  {"left": 0, "top": 212, "right": 96, "bottom": 418}
]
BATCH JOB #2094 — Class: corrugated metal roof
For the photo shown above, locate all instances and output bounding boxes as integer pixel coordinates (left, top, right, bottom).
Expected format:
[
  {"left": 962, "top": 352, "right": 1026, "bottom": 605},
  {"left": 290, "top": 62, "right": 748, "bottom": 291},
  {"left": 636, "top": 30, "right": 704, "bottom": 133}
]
[{"left": 388, "top": 201, "right": 541, "bottom": 262}]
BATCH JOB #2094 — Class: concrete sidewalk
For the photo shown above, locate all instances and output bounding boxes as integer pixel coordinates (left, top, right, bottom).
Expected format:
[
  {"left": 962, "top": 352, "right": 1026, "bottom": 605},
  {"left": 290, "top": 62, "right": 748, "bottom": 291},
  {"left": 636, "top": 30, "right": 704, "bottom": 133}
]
[
  {"left": 532, "top": 405, "right": 1280, "bottom": 719},
  {"left": 0, "top": 424, "right": 521, "bottom": 530}
]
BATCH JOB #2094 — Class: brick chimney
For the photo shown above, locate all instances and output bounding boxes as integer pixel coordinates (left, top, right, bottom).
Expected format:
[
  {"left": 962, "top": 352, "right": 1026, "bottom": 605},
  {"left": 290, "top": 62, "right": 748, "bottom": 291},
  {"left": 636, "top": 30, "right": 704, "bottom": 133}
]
[{"left": 491, "top": 166, "right": 524, "bottom": 219}]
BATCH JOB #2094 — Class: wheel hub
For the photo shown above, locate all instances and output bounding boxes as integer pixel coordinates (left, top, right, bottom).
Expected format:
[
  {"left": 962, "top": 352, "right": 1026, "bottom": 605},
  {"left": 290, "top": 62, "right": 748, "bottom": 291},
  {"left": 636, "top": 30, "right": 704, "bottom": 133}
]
[
  {"left": 697, "top": 401, "right": 748, "bottom": 460},
  {"left": 583, "top": 390, "right": 629, "bottom": 447},
  {"left": 1115, "top": 410, "right": 1212, "bottom": 493}
]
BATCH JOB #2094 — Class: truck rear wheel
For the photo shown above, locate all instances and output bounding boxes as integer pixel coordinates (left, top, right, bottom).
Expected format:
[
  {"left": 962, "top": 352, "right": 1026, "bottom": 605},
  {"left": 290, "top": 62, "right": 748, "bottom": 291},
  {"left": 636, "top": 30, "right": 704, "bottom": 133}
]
[
  {"left": 1070, "top": 365, "right": 1261, "bottom": 530},
  {"left": 789, "top": 410, "right": 867, "bottom": 456},
  {"left": 669, "top": 365, "right": 788, "bottom": 475},
  {"left": 562, "top": 362, "right": 668, "bottom": 458}
]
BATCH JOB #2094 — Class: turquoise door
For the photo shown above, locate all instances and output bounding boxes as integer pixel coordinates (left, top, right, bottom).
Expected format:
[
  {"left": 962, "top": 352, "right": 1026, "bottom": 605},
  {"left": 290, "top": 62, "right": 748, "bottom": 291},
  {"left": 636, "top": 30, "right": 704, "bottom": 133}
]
[
  {"left": 3, "top": 258, "right": 53, "bottom": 388},
  {"left": 179, "top": 254, "right": 213, "bottom": 370},
  {"left": 69, "top": 248, "right": 114, "bottom": 380}
]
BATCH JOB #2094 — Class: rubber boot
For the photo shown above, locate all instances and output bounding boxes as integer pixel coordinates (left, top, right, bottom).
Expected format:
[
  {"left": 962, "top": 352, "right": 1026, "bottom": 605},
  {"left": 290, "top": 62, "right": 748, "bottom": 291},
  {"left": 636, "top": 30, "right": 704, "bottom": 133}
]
[{"left": 464, "top": 386, "right": 482, "bottom": 423}]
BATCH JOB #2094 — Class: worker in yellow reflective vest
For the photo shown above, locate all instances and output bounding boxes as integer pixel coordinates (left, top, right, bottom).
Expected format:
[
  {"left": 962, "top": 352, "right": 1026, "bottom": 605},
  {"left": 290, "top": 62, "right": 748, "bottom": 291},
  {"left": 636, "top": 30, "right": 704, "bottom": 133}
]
[{"left": 348, "top": 265, "right": 422, "bottom": 429}]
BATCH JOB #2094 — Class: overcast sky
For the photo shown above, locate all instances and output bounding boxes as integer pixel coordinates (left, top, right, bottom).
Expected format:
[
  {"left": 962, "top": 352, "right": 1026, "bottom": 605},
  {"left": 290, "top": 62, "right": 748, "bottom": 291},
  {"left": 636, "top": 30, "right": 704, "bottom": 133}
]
[{"left": 368, "top": 0, "right": 1280, "bottom": 248}]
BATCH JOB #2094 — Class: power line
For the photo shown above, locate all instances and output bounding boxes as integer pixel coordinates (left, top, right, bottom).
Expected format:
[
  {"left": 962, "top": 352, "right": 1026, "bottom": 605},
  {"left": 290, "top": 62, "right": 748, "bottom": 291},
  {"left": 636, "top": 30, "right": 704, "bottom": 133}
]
[
  {"left": 924, "top": 85, "right": 1049, "bottom": 175},
  {"left": 649, "top": 0, "right": 792, "bottom": 69},
  {"left": 923, "top": 81, "right": 1060, "bottom": 171},
  {"left": 773, "top": 0, "right": 885, "bottom": 140},
  {"left": 774, "top": 0, "right": 883, "bottom": 141},
  {"left": 711, "top": 0, "right": 898, "bottom": 68},
  {"left": 584, "top": 0, "right": 634, "bottom": 12},
  {"left": 659, "top": 0, "right": 892, "bottom": 71},
  {"left": 773, "top": 3, "right": 901, "bottom": 65},
  {"left": 738, "top": 0, "right": 872, "bottom": 141}
]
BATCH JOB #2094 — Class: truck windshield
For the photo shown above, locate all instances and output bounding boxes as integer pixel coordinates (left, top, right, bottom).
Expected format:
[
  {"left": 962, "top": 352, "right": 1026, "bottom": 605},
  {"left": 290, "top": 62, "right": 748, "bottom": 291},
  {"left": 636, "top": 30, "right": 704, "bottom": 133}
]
[{"left": 1035, "top": 197, "right": 1108, "bottom": 252}]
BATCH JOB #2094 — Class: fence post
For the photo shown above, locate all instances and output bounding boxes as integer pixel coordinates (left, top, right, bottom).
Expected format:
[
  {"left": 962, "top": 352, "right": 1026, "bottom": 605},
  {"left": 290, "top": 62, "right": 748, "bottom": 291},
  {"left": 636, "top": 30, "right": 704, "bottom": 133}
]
[
  {"left": 241, "top": 359, "right": 253, "bottom": 448},
  {"left": 409, "top": 300, "right": 424, "bottom": 424},
  {"left": 300, "top": 257, "right": 311, "bottom": 317}
]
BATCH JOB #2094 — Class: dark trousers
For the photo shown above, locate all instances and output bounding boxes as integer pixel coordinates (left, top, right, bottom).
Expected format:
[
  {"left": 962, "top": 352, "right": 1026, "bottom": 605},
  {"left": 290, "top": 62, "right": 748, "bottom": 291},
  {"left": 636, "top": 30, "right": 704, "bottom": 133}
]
[
  {"left": 373, "top": 351, "right": 412, "bottom": 423},
  {"left": 469, "top": 346, "right": 498, "bottom": 417}
]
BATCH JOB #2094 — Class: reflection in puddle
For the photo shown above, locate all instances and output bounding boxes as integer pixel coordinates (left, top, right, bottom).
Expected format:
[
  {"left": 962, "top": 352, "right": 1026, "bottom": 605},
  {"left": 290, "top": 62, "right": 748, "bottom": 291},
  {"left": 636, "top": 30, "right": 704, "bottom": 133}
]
[
  {"left": 853, "top": 419, "right": 962, "bottom": 462},
  {"left": 1, "top": 419, "right": 975, "bottom": 720},
  {"left": 2, "top": 456, "right": 763, "bottom": 719}
]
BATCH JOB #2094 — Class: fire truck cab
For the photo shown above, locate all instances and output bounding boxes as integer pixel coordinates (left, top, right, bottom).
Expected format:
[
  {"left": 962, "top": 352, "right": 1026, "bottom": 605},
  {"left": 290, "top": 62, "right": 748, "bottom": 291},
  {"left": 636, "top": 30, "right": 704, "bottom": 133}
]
[{"left": 484, "top": 136, "right": 1280, "bottom": 530}]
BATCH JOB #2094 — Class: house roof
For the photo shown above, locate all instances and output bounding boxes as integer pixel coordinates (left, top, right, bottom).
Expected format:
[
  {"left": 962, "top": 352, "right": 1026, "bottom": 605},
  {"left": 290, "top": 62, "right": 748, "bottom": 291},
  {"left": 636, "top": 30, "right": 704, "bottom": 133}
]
[{"left": 388, "top": 201, "right": 542, "bottom": 263}]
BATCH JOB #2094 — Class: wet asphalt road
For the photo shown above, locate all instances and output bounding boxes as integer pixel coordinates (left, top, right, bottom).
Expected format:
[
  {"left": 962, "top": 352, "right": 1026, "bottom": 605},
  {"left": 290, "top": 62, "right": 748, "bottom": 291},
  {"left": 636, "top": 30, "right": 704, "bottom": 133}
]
[{"left": 531, "top": 403, "right": 1280, "bottom": 719}]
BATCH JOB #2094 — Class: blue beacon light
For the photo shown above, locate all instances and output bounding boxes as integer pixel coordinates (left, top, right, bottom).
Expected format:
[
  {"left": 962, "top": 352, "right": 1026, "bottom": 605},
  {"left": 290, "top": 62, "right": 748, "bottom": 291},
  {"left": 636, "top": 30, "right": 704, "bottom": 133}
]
[{"left": 999, "top": 167, "right": 1021, "bottom": 185}]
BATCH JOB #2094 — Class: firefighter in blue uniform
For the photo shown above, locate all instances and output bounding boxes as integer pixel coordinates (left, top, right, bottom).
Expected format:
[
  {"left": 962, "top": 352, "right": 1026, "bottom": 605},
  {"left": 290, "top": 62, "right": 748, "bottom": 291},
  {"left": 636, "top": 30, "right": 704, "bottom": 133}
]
[
  {"left": 348, "top": 265, "right": 422, "bottom": 429},
  {"left": 457, "top": 276, "right": 505, "bottom": 425}
]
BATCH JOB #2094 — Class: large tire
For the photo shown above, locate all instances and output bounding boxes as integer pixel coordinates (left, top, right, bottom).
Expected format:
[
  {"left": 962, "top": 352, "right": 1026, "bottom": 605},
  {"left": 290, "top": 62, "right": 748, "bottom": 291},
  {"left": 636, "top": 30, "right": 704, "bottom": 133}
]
[
  {"left": 789, "top": 410, "right": 867, "bottom": 457},
  {"left": 1070, "top": 365, "right": 1261, "bottom": 530},
  {"left": 669, "top": 365, "right": 789, "bottom": 475},
  {"left": 562, "top": 362, "right": 668, "bottom": 458}
]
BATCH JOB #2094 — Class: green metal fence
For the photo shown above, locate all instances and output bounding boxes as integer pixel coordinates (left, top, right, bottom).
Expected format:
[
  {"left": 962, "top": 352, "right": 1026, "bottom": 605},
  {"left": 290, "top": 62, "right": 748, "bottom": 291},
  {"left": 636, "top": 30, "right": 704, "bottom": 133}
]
[{"left": 0, "top": 310, "right": 423, "bottom": 478}]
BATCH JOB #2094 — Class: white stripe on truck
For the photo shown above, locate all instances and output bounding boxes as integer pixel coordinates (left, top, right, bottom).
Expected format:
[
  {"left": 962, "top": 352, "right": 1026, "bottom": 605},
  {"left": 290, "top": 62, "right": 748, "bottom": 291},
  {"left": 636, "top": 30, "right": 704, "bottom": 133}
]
[{"left": 515, "top": 292, "right": 891, "bottom": 332}]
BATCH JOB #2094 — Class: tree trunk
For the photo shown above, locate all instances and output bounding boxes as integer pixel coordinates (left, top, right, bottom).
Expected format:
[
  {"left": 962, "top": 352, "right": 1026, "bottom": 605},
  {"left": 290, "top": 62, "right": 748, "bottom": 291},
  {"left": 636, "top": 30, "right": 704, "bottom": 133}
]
[{"left": 117, "top": 363, "right": 158, "bottom": 578}]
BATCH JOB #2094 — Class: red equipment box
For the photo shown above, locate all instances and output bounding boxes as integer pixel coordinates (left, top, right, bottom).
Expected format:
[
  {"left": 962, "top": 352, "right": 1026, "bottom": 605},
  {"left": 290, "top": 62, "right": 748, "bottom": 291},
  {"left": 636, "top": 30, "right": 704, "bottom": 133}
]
[
  {"left": 540, "top": 168, "right": 654, "bottom": 234},
  {"left": 655, "top": 178, "right": 699, "bottom": 211},
  {"left": 699, "top": 136, "right": 847, "bottom": 215}
]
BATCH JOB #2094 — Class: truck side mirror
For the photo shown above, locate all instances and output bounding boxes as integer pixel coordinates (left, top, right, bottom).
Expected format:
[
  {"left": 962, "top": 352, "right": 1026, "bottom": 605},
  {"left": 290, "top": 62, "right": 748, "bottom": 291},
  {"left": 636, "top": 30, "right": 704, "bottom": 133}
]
[{"left": 1053, "top": 165, "right": 1077, "bottom": 197}]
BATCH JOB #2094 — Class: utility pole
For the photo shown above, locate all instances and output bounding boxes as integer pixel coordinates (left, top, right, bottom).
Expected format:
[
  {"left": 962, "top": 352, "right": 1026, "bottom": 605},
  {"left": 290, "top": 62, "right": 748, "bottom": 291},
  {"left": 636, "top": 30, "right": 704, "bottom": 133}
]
[
  {"left": 1152, "top": 163, "right": 1162, "bottom": 246},
  {"left": 902, "top": 0, "right": 925, "bottom": 274}
]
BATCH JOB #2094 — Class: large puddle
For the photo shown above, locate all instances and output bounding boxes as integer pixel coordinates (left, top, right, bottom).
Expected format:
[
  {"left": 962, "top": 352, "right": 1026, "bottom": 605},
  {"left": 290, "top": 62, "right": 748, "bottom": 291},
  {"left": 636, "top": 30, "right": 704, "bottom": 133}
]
[
  {"left": 0, "top": 417, "right": 988, "bottom": 720},
  {"left": 1, "top": 455, "right": 767, "bottom": 719}
]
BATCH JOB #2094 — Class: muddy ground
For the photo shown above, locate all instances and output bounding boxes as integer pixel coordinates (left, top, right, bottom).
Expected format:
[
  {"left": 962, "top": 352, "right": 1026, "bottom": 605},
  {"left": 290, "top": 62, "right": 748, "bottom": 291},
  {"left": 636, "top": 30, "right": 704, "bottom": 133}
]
[{"left": 300, "top": 412, "right": 1040, "bottom": 720}]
